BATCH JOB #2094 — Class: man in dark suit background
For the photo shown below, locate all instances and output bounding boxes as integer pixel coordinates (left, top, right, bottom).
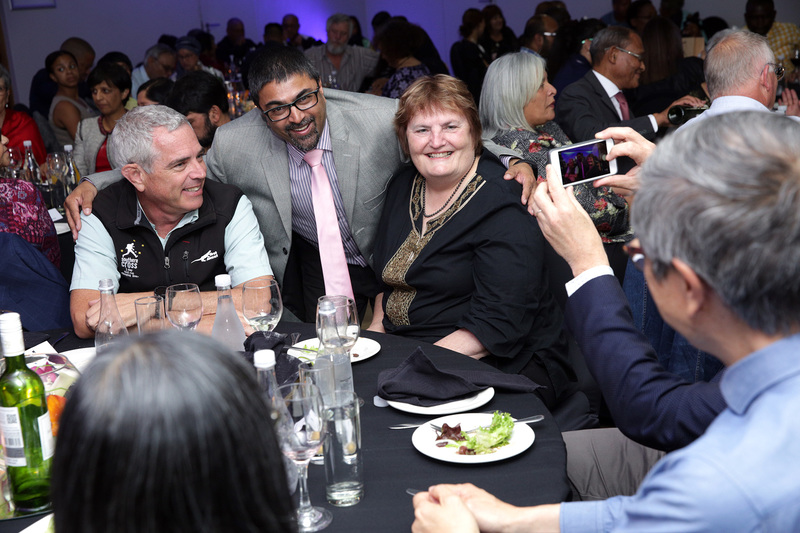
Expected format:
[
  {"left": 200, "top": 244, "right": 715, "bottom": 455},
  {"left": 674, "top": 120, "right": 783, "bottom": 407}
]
[{"left": 555, "top": 26, "right": 701, "bottom": 144}]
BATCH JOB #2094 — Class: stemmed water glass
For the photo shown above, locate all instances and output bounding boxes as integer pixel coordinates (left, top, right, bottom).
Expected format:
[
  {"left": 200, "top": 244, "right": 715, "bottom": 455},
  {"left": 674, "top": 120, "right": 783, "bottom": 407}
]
[
  {"left": 275, "top": 382, "right": 332, "bottom": 532},
  {"left": 165, "top": 283, "right": 203, "bottom": 331},
  {"left": 242, "top": 278, "right": 283, "bottom": 331},
  {"left": 5, "top": 147, "right": 23, "bottom": 179},
  {"left": 316, "top": 295, "right": 359, "bottom": 354},
  {"left": 45, "top": 152, "right": 68, "bottom": 213}
]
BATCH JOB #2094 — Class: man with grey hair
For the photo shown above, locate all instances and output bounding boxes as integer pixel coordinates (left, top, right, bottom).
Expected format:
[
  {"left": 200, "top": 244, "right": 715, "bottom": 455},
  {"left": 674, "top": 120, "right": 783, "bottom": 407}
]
[
  {"left": 556, "top": 26, "right": 702, "bottom": 144},
  {"left": 682, "top": 28, "right": 799, "bottom": 127},
  {"left": 130, "top": 43, "right": 177, "bottom": 96},
  {"left": 304, "top": 13, "right": 379, "bottom": 92},
  {"left": 413, "top": 110, "right": 800, "bottom": 531},
  {"left": 69, "top": 105, "right": 271, "bottom": 338}
]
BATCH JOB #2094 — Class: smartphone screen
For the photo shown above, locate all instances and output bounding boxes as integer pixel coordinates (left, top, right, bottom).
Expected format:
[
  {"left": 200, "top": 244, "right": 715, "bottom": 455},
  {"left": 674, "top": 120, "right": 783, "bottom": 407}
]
[{"left": 554, "top": 140, "right": 613, "bottom": 186}]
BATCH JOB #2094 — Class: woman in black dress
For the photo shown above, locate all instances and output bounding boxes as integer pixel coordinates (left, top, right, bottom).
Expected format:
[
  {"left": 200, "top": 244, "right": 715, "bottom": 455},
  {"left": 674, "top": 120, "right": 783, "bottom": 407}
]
[
  {"left": 368, "top": 75, "right": 573, "bottom": 409},
  {"left": 449, "top": 9, "right": 490, "bottom": 103}
]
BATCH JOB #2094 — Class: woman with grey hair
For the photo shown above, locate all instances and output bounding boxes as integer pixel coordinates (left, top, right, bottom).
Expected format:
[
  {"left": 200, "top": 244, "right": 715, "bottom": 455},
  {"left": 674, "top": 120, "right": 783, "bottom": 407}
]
[{"left": 480, "top": 52, "right": 632, "bottom": 282}]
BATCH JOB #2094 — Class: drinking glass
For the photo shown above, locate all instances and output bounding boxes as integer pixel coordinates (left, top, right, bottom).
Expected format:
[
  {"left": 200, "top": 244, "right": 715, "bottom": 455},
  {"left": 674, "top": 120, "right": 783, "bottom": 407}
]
[
  {"left": 241, "top": 278, "right": 282, "bottom": 331},
  {"left": 316, "top": 295, "right": 359, "bottom": 354},
  {"left": 134, "top": 295, "right": 166, "bottom": 334},
  {"left": 165, "top": 283, "right": 203, "bottom": 331},
  {"left": 5, "top": 147, "right": 23, "bottom": 172},
  {"left": 44, "top": 152, "right": 68, "bottom": 213},
  {"left": 299, "top": 358, "right": 336, "bottom": 465},
  {"left": 276, "top": 383, "right": 332, "bottom": 532}
]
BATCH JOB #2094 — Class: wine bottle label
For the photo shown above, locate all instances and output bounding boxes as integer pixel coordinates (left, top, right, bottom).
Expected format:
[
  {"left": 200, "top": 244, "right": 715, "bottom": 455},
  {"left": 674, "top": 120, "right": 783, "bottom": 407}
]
[
  {"left": 0, "top": 406, "right": 27, "bottom": 467},
  {"left": 37, "top": 412, "right": 55, "bottom": 460}
]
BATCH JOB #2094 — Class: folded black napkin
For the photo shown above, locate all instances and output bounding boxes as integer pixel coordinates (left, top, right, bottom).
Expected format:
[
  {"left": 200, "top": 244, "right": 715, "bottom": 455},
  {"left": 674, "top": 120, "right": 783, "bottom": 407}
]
[
  {"left": 244, "top": 331, "right": 301, "bottom": 386},
  {"left": 377, "top": 347, "right": 542, "bottom": 406}
]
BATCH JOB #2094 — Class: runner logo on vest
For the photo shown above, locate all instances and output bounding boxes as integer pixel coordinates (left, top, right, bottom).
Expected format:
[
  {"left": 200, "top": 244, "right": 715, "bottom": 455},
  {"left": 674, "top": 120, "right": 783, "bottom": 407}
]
[
  {"left": 120, "top": 241, "right": 143, "bottom": 278},
  {"left": 191, "top": 250, "right": 219, "bottom": 263}
]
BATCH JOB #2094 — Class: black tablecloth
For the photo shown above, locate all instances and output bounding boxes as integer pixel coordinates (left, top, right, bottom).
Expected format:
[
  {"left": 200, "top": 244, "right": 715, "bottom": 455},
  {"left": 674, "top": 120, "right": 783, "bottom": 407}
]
[{"left": 2, "top": 323, "right": 569, "bottom": 533}]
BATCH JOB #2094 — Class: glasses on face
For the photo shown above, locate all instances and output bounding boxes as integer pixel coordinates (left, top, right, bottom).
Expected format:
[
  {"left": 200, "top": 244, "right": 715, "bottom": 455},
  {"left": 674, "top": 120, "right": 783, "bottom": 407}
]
[
  {"left": 765, "top": 62, "right": 785, "bottom": 81},
  {"left": 262, "top": 84, "right": 321, "bottom": 122},
  {"left": 624, "top": 243, "right": 646, "bottom": 272},
  {"left": 612, "top": 46, "right": 644, "bottom": 63},
  {"left": 543, "top": 32, "right": 557, "bottom": 37}
]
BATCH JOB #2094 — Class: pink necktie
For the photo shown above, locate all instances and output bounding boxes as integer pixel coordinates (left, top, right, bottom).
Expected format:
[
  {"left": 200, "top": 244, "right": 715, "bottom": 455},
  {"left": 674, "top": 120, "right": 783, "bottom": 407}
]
[
  {"left": 303, "top": 149, "right": 354, "bottom": 300},
  {"left": 614, "top": 91, "right": 630, "bottom": 121}
]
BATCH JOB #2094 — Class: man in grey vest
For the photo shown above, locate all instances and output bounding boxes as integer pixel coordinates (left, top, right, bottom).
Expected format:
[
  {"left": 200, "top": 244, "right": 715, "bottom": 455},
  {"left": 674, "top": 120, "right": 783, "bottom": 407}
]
[{"left": 69, "top": 105, "right": 271, "bottom": 338}]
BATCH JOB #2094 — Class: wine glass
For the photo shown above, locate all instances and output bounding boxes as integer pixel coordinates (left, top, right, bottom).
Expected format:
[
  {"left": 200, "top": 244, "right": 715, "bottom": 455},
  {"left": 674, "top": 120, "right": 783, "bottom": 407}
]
[
  {"left": 241, "top": 278, "right": 282, "bottom": 331},
  {"left": 165, "top": 283, "right": 203, "bottom": 331},
  {"left": 316, "top": 295, "right": 359, "bottom": 354},
  {"left": 275, "top": 382, "right": 332, "bottom": 532},
  {"left": 5, "top": 147, "right": 24, "bottom": 179},
  {"left": 45, "top": 152, "right": 68, "bottom": 213}
]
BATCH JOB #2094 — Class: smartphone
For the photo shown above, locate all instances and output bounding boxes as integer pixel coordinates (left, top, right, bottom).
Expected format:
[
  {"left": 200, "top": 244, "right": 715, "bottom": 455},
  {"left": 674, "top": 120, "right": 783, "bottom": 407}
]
[{"left": 548, "top": 138, "right": 617, "bottom": 187}]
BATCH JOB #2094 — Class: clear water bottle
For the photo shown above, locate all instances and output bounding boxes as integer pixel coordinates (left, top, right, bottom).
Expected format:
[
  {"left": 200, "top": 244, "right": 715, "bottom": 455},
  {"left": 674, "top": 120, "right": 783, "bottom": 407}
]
[
  {"left": 317, "top": 299, "right": 353, "bottom": 393},
  {"left": 63, "top": 144, "right": 81, "bottom": 191},
  {"left": 0, "top": 313, "right": 53, "bottom": 512},
  {"left": 211, "top": 274, "right": 246, "bottom": 352},
  {"left": 95, "top": 278, "right": 128, "bottom": 353},
  {"left": 254, "top": 349, "right": 298, "bottom": 493},
  {"left": 22, "top": 141, "right": 41, "bottom": 184}
]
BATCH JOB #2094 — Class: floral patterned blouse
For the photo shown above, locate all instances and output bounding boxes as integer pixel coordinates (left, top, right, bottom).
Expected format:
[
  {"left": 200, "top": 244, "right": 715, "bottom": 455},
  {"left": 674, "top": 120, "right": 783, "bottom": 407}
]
[
  {"left": 0, "top": 177, "right": 60, "bottom": 267},
  {"left": 492, "top": 122, "right": 633, "bottom": 243}
]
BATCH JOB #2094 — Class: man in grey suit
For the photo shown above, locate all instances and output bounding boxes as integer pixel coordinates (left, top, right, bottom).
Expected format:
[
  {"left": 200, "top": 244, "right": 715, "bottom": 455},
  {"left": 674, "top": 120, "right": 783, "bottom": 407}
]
[
  {"left": 555, "top": 26, "right": 701, "bottom": 144},
  {"left": 65, "top": 46, "right": 534, "bottom": 322}
]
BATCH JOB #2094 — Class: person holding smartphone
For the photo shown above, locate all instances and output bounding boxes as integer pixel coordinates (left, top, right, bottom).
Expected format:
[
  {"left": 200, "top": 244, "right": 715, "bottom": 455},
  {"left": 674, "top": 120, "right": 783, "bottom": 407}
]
[{"left": 480, "top": 51, "right": 632, "bottom": 283}]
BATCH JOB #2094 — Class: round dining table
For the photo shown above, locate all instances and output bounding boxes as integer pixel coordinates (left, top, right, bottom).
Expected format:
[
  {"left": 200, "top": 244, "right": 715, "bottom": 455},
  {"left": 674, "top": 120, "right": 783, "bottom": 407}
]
[{"left": 2, "top": 322, "right": 570, "bottom": 533}]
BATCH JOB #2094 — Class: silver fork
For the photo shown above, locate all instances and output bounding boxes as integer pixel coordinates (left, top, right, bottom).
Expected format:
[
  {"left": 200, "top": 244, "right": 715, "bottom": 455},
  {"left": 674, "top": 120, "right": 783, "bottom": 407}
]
[{"left": 389, "top": 414, "right": 544, "bottom": 430}]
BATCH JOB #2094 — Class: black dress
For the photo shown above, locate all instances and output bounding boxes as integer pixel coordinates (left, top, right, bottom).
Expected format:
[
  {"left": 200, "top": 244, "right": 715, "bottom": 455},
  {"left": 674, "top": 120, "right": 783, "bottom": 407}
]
[
  {"left": 373, "top": 154, "right": 574, "bottom": 403},
  {"left": 449, "top": 40, "right": 489, "bottom": 103}
]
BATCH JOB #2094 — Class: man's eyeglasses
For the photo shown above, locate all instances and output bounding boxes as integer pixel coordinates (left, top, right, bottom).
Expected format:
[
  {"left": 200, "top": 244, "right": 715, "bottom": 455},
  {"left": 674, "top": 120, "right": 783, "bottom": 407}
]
[
  {"left": 765, "top": 63, "right": 785, "bottom": 81},
  {"left": 158, "top": 61, "right": 175, "bottom": 74},
  {"left": 542, "top": 32, "right": 557, "bottom": 37},
  {"left": 262, "top": 85, "right": 321, "bottom": 122},
  {"left": 624, "top": 242, "right": 646, "bottom": 272},
  {"left": 611, "top": 46, "right": 644, "bottom": 63}
]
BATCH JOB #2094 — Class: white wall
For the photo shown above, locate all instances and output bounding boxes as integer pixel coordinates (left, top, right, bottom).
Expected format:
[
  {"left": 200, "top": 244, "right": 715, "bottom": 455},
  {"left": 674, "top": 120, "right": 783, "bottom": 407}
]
[{"left": 2, "top": 0, "right": 798, "bottom": 108}]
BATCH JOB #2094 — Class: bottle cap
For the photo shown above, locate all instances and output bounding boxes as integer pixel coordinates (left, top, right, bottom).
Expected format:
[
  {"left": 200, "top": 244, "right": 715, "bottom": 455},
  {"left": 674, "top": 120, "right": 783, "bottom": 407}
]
[
  {"left": 98, "top": 278, "right": 114, "bottom": 291},
  {"left": 254, "top": 349, "right": 276, "bottom": 368},
  {"left": 215, "top": 274, "right": 232, "bottom": 288},
  {"left": 64, "top": 144, "right": 73, "bottom": 152},
  {"left": 23, "top": 140, "right": 31, "bottom": 147},
  {"left": 0, "top": 313, "right": 25, "bottom": 357}
]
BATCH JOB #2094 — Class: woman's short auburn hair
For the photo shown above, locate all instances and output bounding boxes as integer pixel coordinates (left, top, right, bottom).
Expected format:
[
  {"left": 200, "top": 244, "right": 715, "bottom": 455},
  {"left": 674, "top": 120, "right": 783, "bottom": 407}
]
[{"left": 394, "top": 74, "right": 483, "bottom": 157}]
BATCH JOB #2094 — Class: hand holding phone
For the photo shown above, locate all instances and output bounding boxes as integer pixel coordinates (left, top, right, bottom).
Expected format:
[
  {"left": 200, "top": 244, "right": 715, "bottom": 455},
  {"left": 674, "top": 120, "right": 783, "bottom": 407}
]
[{"left": 548, "top": 138, "right": 617, "bottom": 187}]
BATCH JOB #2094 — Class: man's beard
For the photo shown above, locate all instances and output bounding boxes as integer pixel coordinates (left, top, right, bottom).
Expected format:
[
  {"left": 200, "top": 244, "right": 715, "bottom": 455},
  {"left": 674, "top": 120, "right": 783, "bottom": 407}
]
[
  {"left": 198, "top": 114, "right": 217, "bottom": 148},
  {"left": 285, "top": 116, "right": 320, "bottom": 152},
  {"left": 326, "top": 42, "right": 346, "bottom": 55}
]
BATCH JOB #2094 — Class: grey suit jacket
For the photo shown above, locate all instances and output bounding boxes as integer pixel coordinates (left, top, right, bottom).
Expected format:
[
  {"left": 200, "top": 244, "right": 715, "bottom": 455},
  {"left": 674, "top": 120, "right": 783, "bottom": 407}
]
[
  {"left": 89, "top": 89, "right": 520, "bottom": 287},
  {"left": 204, "top": 89, "right": 402, "bottom": 286},
  {"left": 555, "top": 71, "right": 656, "bottom": 143}
]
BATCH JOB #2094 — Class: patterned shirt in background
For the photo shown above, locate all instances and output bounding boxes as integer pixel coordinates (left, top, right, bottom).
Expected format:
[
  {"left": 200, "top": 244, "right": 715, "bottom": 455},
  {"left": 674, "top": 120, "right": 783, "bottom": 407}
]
[
  {"left": 492, "top": 122, "right": 633, "bottom": 244},
  {"left": 0, "top": 178, "right": 60, "bottom": 267},
  {"left": 382, "top": 64, "right": 431, "bottom": 99},
  {"left": 747, "top": 21, "right": 800, "bottom": 75}
]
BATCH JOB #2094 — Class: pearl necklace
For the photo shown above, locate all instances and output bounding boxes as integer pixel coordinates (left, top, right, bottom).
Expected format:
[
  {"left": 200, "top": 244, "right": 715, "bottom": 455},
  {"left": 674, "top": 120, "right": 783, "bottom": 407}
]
[{"left": 422, "top": 156, "right": 477, "bottom": 218}]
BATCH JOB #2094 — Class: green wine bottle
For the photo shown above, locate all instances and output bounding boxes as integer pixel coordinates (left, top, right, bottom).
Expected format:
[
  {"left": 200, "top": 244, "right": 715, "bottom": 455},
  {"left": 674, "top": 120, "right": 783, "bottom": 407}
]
[{"left": 0, "top": 313, "right": 54, "bottom": 513}]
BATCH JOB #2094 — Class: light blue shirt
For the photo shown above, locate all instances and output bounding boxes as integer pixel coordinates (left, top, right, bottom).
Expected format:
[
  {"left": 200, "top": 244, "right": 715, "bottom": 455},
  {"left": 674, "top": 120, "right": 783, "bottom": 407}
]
[
  {"left": 681, "top": 95, "right": 800, "bottom": 129},
  {"left": 560, "top": 333, "right": 800, "bottom": 532},
  {"left": 71, "top": 195, "right": 272, "bottom": 292}
]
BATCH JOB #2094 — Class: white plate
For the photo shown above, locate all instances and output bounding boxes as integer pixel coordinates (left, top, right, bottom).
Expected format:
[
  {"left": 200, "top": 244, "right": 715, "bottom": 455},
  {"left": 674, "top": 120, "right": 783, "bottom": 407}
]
[
  {"left": 411, "top": 412, "right": 535, "bottom": 464},
  {"left": 20, "top": 514, "right": 52, "bottom": 533},
  {"left": 288, "top": 337, "right": 380, "bottom": 363},
  {"left": 61, "top": 347, "right": 97, "bottom": 373},
  {"left": 387, "top": 387, "right": 495, "bottom": 415}
]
